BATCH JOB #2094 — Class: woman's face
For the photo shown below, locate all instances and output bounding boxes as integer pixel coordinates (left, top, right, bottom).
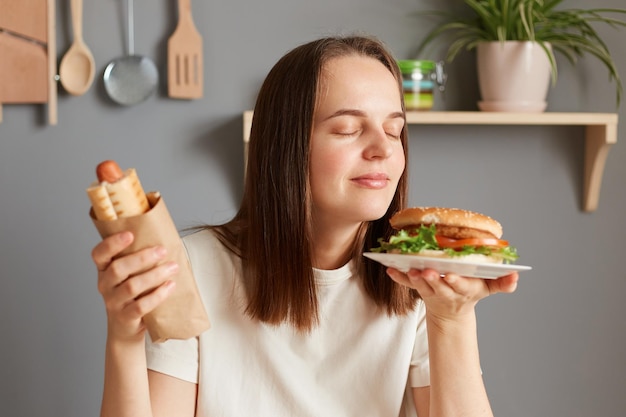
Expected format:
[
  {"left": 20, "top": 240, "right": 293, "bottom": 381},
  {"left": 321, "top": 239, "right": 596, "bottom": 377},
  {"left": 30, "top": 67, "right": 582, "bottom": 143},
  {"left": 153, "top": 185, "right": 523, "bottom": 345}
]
[{"left": 309, "top": 54, "right": 405, "bottom": 229}]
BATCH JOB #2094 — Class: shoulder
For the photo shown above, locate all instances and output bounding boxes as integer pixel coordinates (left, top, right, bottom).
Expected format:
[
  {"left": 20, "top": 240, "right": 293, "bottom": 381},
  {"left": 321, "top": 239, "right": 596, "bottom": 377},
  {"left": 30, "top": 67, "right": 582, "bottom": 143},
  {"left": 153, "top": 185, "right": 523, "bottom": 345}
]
[
  {"left": 181, "top": 227, "right": 235, "bottom": 257},
  {"left": 182, "top": 227, "right": 219, "bottom": 248},
  {"left": 181, "top": 228, "right": 237, "bottom": 270},
  {"left": 180, "top": 227, "right": 244, "bottom": 313},
  {"left": 181, "top": 227, "right": 241, "bottom": 276}
]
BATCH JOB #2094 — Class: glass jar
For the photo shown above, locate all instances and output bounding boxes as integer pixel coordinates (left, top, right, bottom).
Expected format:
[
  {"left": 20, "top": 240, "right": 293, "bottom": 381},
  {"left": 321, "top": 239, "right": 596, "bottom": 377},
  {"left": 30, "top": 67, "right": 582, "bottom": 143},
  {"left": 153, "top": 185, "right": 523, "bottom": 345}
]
[{"left": 397, "top": 60, "right": 446, "bottom": 111}]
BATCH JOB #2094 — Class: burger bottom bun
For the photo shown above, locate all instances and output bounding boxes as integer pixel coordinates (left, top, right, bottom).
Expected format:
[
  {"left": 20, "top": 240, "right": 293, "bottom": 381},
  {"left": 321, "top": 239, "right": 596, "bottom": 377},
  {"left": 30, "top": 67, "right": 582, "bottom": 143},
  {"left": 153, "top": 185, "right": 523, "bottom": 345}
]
[{"left": 415, "top": 250, "right": 504, "bottom": 264}]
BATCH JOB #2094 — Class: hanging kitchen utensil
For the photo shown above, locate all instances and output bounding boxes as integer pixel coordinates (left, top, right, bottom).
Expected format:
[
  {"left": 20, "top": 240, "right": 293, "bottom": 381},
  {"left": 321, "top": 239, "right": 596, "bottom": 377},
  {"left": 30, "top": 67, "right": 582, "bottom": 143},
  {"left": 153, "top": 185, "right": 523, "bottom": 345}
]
[
  {"left": 59, "top": 0, "right": 95, "bottom": 96},
  {"left": 0, "top": 0, "right": 48, "bottom": 44},
  {"left": 167, "top": 0, "right": 203, "bottom": 99},
  {"left": 0, "top": 0, "right": 57, "bottom": 125},
  {"left": 0, "top": 30, "right": 48, "bottom": 103},
  {"left": 103, "top": 0, "right": 158, "bottom": 106}
]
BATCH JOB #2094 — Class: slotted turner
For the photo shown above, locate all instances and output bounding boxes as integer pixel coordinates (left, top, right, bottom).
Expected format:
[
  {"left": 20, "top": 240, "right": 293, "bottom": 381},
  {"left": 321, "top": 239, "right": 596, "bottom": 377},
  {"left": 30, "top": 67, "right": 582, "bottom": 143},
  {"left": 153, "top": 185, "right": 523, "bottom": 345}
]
[{"left": 167, "top": 0, "right": 203, "bottom": 99}]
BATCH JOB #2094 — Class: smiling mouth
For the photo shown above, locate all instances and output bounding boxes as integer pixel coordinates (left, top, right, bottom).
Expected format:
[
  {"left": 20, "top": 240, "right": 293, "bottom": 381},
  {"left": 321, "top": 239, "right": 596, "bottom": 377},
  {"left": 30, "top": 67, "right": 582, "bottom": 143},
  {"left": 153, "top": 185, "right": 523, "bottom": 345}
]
[{"left": 351, "top": 174, "right": 390, "bottom": 189}]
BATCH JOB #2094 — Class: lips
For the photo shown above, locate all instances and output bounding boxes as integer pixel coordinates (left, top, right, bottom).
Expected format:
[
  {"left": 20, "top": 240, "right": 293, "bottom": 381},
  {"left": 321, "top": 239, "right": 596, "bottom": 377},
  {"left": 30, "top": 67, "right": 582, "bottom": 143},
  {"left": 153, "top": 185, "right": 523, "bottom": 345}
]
[{"left": 351, "top": 173, "right": 390, "bottom": 189}]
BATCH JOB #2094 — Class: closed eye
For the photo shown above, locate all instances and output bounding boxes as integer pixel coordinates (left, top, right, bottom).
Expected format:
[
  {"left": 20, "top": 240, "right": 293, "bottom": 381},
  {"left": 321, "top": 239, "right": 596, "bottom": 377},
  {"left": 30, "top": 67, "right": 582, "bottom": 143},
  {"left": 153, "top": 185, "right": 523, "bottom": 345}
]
[
  {"left": 384, "top": 119, "right": 404, "bottom": 140},
  {"left": 335, "top": 130, "right": 360, "bottom": 137}
]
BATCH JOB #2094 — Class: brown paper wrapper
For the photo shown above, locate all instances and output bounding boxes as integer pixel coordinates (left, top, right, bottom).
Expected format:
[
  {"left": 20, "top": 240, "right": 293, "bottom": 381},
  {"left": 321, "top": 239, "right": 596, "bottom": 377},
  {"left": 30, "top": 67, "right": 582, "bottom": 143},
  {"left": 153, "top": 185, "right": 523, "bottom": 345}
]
[{"left": 90, "top": 192, "right": 210, "bottom": 343}]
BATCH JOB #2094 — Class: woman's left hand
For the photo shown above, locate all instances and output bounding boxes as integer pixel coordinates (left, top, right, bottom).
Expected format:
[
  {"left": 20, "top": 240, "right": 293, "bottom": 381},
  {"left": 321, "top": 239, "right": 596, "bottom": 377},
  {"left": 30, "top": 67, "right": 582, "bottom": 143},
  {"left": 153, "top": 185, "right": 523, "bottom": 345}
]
[{"left": 387, "top": 268, "right": 519, "bottom": 320}]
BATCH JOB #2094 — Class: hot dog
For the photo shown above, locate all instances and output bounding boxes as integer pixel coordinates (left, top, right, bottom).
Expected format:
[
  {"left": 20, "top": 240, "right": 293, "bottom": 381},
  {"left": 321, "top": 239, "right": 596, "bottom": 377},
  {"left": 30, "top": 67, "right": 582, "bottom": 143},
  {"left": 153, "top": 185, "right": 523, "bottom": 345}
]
[
  {"left": 86, "top": 160, "right": 150, "bottom": 221},
  {"left": 86, "top": 160, "right": 212, "bottom": 341}
]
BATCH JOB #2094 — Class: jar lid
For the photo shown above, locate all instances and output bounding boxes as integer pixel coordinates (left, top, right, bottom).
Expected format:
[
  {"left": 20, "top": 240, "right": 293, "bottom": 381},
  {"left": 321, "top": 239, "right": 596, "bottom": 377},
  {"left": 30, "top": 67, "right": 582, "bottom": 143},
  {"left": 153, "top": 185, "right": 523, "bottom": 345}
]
[{"left": 397, "top": 60, "right": 436, "bottom": 72}]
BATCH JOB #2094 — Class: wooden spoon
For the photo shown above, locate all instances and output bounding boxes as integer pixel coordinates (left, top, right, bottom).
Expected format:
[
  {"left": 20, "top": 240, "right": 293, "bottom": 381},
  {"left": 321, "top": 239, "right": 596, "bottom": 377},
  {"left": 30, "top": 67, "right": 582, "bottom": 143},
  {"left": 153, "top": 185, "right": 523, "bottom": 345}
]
[{"left": 59, "top": 0, "right": 95, "bottom": 96}]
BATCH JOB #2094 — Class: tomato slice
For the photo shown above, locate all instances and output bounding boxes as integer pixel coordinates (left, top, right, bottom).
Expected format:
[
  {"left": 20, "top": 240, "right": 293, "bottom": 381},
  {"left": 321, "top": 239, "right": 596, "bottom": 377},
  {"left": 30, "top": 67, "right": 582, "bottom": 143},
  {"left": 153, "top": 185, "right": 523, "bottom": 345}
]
[
  {"left": 436, "top": 236, "right": 509, "bottom": 248},
  {"left": 435, "top": 236, "right": 458, "bottom": 246}
]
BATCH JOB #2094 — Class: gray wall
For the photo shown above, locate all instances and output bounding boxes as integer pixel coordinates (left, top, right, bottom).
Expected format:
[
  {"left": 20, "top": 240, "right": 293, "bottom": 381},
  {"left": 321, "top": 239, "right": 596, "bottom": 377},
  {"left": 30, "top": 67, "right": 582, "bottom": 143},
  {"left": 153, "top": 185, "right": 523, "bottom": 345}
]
[{"left": 1, "top": 0, "right": 624, "bottom": 416}]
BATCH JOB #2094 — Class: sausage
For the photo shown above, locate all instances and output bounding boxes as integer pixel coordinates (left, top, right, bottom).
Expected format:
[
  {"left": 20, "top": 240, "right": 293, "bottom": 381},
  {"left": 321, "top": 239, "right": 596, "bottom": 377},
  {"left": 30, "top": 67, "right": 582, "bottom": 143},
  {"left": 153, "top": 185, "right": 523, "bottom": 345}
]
[{"left": 96, "top": 160, "right": 124, "bottom": 183}]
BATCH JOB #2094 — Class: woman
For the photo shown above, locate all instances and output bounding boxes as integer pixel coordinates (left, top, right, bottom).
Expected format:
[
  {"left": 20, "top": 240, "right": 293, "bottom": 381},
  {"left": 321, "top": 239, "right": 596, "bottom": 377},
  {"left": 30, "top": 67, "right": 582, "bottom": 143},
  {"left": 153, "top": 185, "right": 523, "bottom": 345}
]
[{"left": 92, "top": 35, "right": 518, "bottom": 417}]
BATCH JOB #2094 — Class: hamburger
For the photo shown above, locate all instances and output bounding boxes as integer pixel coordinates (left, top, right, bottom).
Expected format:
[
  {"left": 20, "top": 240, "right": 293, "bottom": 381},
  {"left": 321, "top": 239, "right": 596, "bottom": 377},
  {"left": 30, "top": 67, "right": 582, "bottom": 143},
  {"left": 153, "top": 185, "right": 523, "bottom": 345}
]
[{"left": 372, "top": 207, "right": 519, "bottom": 264}]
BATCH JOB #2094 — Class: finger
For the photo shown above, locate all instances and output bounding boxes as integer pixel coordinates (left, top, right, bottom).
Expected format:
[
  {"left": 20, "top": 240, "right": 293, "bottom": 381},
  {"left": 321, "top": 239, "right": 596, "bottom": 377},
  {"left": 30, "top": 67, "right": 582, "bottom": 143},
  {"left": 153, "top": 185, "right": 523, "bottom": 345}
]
[
  {"left": 121, "top": 280, "right": 177, "bottom": 322},
  {"left": 104, "top": 246, "right": 169, "bottom": 289},
  {"left": 487, "top": 273, "right": 519, "bottom": 294},
  {"left": 117, "top": 262, "right": 179, "bottom": 303},
  {"left": 403, "top": 269, "right": 437, "bottom": 297},
  {"left": 92, "top": 231, "right": 134, "bottom": 271},
  {"left": 439, "top": 272, "right": 472, "bottom": 294},
  {"left": 105, "top": 261, "right": 179, "bottom": 313},
  {"left": 442, "top": 272, "right": 492, "bottom": 299},
  {"left": 386, "top": 267, "right": 411, "bottom": 286},
  {"left": 387, "top": 267, "right": 424, "bottom": 288},
  {"left": 420, "top": 268, "right": 457, "bottom": 296}
]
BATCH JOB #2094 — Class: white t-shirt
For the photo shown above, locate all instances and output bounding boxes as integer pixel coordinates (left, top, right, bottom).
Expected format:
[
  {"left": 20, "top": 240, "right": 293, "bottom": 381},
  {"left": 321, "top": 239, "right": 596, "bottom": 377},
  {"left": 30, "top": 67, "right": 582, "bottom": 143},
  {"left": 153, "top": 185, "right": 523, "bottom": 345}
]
[{"left": 146, "top": 229, "right": 429, "bottom": 417}]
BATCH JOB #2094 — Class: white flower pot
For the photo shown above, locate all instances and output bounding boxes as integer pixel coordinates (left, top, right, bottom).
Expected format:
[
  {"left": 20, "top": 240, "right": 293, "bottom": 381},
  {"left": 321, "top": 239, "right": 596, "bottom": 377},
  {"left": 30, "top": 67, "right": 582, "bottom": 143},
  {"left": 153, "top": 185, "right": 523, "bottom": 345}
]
[{"left": 476, "top": 41, "right": 552, "bottom": 112}]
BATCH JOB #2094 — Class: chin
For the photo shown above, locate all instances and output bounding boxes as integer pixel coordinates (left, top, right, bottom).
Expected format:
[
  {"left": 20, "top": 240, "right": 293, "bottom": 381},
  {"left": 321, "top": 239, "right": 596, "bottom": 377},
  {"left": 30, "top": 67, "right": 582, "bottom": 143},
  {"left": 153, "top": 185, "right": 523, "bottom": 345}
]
[{"left": 355, "top": 204, "right": 393, "bottom": 223}]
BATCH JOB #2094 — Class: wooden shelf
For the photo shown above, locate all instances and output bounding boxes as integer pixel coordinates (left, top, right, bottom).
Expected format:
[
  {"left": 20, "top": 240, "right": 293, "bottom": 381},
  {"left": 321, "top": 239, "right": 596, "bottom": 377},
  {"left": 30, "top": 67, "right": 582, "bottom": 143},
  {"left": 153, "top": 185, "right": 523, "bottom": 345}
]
[{"left": 243, "top": 110, "right": 618, "bottom": 212}]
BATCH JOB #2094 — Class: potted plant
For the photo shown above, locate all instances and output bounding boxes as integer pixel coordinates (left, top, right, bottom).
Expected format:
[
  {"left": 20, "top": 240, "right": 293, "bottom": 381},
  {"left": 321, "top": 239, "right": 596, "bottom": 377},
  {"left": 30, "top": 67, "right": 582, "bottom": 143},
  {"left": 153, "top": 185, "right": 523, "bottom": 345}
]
[{"left": 416, "top": 0, "right": 626, "bottom": 111}]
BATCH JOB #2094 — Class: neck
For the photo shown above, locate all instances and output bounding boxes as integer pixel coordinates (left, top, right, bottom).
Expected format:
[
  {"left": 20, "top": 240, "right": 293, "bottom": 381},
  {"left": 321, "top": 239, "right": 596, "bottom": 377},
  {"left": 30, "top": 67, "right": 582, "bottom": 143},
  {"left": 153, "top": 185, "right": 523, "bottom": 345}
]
[{"left": 311, "top": 221, "right": 362, "bottom": 270}]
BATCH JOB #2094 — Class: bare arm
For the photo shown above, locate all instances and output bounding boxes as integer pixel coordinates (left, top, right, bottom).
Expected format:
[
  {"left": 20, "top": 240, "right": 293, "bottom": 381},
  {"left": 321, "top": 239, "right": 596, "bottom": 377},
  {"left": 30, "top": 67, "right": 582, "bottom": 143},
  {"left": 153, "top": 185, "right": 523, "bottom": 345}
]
[
  {"left": 100, "top": 340, "right": 197, "bottom": 417},
  {"left": 100, "top": 337, "right": 152, "bottom": 416},
  {"left": 388, "top": 268, "right": 519, "bottom": 417},
  {"left": 421, "top": 310, "right": 490, "bottom": 416},
  {"left": 93, "top": 231, "right": 196, "bottom": 417},
  {"left": 413, "top": 386, "right": 430, "bottom": 417},
  {"left": 149, "top": 370, "right": 197, "bottom": 417}
]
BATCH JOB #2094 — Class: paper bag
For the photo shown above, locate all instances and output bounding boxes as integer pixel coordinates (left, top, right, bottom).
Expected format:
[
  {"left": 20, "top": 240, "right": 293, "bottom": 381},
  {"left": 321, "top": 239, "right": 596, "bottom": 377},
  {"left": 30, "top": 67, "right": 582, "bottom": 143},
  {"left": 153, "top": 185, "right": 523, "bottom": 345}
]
[{"left": 90, "top": 192, "right": 210, "bottom": 342}]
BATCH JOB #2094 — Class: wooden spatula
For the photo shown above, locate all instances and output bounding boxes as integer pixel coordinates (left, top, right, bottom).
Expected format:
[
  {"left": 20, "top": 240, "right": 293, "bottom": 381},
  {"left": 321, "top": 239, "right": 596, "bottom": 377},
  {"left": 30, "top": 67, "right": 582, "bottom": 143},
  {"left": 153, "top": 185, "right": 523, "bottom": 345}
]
[{"left": 167, "top": 0, "right": 203, "bottom": 99}]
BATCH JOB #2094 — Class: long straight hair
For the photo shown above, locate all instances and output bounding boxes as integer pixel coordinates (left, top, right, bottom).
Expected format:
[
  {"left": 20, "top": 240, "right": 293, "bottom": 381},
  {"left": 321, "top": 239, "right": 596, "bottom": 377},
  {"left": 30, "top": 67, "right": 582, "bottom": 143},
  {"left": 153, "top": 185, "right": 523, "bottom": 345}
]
[{"left": 213, "top": 35, "right": 419, "bottom": 332}]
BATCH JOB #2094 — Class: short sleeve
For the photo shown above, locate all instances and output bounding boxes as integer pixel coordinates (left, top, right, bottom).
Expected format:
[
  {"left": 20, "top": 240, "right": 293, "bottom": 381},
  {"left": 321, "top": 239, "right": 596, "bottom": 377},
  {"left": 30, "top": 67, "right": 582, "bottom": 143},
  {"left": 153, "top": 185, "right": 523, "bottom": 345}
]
[
  {"left": 145, "top": 332, "right": 200, "bottom": 383},
  {"left": 408, "top": 300, "right": 430, "bottom": 387}
]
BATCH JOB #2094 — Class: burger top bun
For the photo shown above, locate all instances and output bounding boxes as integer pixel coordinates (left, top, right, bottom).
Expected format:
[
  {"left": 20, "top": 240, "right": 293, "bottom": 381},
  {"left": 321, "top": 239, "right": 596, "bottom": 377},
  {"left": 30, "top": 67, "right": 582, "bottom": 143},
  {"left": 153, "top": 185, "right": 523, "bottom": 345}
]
[{"left": 390, "top": 207, "right": 503, "bottom": 240}]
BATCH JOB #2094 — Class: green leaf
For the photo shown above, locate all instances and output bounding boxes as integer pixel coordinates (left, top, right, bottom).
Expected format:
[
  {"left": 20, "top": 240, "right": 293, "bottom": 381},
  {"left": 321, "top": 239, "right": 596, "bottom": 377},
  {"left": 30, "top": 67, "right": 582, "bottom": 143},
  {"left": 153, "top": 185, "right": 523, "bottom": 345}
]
[
  {"left": 371, "top": 225, "right": 440, "bottom": 254},
  {"left": 413, "top": 0, "right": 626, "bottom": 106}
]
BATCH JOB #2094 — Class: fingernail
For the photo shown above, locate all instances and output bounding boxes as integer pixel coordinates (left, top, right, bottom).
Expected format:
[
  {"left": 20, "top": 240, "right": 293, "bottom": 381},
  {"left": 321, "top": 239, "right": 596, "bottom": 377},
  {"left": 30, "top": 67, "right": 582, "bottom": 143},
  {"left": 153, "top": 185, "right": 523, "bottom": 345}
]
[
  {"left": 120, "top": 231, "right": 133, "bottom": 243},
  {"left": 407, "top": 269, "right": 420, "bottom": 278},
  {"left": 443, "top": 273, "right": 456, "bottom": 283},
  {"left": 166, "top": 262, "right": 179, "bottom": 273},
  {"left": 154, "top": 246, "right": 167, "bottom": 259},
  {"left": 423, "top": 270, "right": 437, "bottom": 280}
]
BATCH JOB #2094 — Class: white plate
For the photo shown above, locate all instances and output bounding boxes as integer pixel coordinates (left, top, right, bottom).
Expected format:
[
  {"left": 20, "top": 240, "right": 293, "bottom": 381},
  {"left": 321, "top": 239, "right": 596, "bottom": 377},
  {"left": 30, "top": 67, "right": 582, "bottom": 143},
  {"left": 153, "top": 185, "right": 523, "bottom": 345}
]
[{"left": 363, "top": 252, "right": 532, "bottom": 279}]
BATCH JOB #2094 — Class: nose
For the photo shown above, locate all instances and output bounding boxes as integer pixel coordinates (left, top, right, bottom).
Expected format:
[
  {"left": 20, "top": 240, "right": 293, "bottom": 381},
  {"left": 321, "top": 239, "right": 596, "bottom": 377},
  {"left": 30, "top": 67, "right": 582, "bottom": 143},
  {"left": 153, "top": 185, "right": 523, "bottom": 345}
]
[{"left": 363, "top": 128, "right": 394, "bottom": 160}]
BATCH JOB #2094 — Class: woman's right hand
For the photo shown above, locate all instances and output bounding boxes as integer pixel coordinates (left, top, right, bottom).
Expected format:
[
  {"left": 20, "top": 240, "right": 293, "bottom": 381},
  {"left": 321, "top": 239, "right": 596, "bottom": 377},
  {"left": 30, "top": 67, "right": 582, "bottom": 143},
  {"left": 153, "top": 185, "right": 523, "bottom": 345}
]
[{"left": 91, "top": 231, "right": 179, "bottom": 343}]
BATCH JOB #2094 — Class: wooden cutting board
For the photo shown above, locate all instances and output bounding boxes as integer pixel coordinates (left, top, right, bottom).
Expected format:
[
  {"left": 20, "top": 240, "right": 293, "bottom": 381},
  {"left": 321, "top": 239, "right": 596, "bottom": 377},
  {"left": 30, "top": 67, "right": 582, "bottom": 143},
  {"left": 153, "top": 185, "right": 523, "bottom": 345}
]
[
  {"left": 0, "top": 0, "right": 56, "bottom": 124},
  {"left": 0, "top": 0, "right": 48, "bottom": 44},
  {"left": 0, "top": 31, "right": 48, "bottom": 103}
]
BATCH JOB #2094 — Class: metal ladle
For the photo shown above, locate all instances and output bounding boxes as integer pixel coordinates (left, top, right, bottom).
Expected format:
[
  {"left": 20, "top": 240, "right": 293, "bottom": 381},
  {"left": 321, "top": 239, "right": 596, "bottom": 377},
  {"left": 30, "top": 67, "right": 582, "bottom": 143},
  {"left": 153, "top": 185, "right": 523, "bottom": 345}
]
[{"left": 103, "top": 0, "right": 158, "bottom": 106}]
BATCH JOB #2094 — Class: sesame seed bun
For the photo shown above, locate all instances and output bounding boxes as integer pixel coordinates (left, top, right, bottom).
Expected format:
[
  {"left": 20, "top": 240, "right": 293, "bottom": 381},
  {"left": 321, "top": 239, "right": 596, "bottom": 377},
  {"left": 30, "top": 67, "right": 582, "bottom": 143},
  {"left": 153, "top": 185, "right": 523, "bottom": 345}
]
[{"left": 390, "top": 207, "right": 503, "bottom": 240}]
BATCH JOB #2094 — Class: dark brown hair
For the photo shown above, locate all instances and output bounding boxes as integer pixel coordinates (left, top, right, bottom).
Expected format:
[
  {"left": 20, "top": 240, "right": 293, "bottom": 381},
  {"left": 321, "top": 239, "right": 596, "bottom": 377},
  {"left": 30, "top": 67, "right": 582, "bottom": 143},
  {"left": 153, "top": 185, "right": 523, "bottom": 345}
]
[{"left": 213, "top": 35, "right": 419, "bottom": 331}]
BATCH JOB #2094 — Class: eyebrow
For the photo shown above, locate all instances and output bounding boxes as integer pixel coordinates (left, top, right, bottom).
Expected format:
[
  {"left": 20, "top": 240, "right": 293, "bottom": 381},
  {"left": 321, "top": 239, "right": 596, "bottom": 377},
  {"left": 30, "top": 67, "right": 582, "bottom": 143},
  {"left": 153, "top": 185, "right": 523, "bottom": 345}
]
[{"left": 323, "top": 109, "right": 404, "bottom": 121}]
